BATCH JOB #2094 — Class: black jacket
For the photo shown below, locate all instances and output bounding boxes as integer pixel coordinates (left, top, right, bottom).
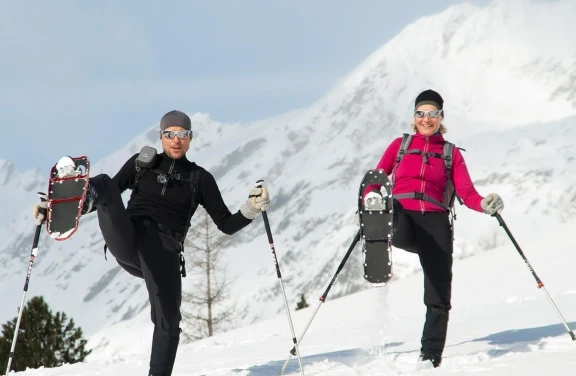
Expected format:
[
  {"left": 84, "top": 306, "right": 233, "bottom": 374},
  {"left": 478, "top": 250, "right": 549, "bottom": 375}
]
[{"left": 112, "top": 152, "right": 252, "bottom": 236}]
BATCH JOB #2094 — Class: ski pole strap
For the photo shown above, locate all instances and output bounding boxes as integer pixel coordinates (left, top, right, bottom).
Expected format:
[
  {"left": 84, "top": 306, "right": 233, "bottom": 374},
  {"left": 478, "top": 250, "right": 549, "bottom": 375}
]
[{"left": 393, "top": 192, "right": 450, "bottom": 211}]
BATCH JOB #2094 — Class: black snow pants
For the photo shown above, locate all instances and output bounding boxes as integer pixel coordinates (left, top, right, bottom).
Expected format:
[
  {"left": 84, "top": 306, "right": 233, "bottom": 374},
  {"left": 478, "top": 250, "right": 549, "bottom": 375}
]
[
  {"left": 90, "top": 174, "right": 183, "bottom": 376},
  {"left": 391, "top": 199, "right": 453, "bottom": 357}
]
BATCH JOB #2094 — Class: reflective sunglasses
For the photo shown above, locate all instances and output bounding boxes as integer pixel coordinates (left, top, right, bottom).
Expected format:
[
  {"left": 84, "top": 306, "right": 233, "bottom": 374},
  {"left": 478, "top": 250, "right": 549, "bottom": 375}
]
[
  {"left": 161, "top": 130, "right": 193, "bottom": 139},
  {"left": 414, "top": 109, "right": 443, "bottom": 118}
]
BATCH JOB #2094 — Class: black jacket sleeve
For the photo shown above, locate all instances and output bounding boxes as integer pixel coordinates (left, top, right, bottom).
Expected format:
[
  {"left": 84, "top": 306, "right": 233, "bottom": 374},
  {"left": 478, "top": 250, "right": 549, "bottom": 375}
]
[
  {"left": 112, "top": 153, "right": 138, "bottom": 194},
  {"left": 200, "top": 171, "right": 252, "bottom": 235}
]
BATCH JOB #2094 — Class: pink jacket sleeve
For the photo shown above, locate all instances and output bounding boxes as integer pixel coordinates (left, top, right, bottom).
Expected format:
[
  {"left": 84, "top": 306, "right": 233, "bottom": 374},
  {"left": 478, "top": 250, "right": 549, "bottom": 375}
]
[
  {"left": 451, "top": 147, "right": 484, "bottom": 212},
  {"left": 363, "top": 138, "right": 401, "bottom": 198}
]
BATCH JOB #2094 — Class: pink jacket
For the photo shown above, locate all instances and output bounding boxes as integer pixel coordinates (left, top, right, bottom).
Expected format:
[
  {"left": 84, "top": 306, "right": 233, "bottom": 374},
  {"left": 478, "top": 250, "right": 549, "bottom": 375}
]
[{"left": 366, "top": 133, "right": 484, "bottom": 213}]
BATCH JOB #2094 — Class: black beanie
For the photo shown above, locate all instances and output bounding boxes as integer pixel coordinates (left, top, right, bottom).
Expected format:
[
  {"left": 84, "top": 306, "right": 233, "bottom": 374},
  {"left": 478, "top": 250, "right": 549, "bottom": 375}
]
[
  {"left": 160, "top": 110, "right": 191, "bottom": 131},
  {"left": 415, "top": 89, "right": 444, "bottom": 110}
]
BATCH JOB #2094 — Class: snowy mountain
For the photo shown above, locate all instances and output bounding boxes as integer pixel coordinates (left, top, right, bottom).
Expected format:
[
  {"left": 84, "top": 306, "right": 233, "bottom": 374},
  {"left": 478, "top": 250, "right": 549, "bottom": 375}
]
[{"left": 1, "top": 0, "right": 575, "bottom": 364}]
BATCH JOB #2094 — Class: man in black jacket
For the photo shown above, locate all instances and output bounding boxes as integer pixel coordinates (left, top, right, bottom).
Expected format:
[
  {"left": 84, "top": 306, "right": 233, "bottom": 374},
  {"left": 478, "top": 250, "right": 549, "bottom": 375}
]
[{"left": 34, "top": 110, "right": 270, "bottom": 376}]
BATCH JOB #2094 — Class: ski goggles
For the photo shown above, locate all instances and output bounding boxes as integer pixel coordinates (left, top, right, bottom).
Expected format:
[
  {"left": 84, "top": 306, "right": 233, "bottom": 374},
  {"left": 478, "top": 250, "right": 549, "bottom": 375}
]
[
  {"left": 161, "top": 130, "right": 193, "bottom": 139},
  {"left": 414, "top": 109, "right": 443, "bottom": 118}
]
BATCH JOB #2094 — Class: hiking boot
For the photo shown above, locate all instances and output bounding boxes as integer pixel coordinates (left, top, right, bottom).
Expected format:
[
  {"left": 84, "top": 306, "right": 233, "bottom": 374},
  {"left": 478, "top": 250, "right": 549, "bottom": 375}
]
[
  {"left": 81, "top": 183, "right": 98, "bottom": 215},
  {"left": 419, "top": 352, "right": 442, "bottom": 368}
]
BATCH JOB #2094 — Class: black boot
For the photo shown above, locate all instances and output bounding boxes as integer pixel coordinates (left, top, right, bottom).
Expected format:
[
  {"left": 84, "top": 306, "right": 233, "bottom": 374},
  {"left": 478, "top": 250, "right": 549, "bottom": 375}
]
[
  {"left": 81, "top": 183, "right": 98, "bottom": 215},
  {"left": 82, "top": 174, "right": 115, "bottom": 215},
  {"left": 419, "top": 352, "right": 442, "bottom": 368}
]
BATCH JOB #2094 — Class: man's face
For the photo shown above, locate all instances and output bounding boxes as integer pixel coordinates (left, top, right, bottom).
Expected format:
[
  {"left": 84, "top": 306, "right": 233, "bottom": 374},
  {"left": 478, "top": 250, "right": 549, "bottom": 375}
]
[{"left": 160, "top": 127, "right": 192, "bottom": 159}]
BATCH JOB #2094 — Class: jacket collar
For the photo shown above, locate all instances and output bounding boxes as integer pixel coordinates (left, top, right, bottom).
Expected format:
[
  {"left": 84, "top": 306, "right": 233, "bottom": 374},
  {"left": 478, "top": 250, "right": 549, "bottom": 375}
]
[
  {"left": 159, "top": 152, "right": 190, "bottom": 166},
  {"left": 412, "top": 132, "right": 446, "bottom": 144}
]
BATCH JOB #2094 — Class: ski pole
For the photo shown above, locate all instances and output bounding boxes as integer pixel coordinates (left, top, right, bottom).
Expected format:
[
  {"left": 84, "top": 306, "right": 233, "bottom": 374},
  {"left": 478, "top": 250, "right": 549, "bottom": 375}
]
[
  {"left": 279, "top": 230, "right": 361, "bottom": 376},
  {"left": 494, "top": 213, "right": 575, "bottom": 341},
  {"left": 252, "top": 180, "right": 305, "bottom": 376},
  {"left": 5, "top": 192, "right": 48, "bottom": 375}
]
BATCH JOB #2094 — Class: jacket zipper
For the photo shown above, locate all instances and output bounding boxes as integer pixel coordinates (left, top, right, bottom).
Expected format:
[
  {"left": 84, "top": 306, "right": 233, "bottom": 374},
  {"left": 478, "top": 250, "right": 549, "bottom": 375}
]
[
  {"left": 161, "top": 159, "right": 175, "bottom": 196},
  {"left": 419, "top": 137, "right": 429, "bottom": 214}
]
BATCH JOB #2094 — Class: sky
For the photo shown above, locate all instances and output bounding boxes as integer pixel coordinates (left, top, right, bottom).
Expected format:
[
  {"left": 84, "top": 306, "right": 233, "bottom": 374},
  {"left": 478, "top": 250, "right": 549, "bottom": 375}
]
[{"left": 0, "top": 0, "right": 491, "bottom": 173}]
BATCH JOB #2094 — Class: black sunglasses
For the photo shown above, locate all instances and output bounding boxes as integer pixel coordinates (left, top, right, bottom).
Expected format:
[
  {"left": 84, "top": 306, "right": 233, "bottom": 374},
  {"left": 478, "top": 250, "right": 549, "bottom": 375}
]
[
  {"left": 414, "top": 110, "right": 443, "bottom": 119},
  {"left": 161, "top": 130, "right": 193, "bottom": 139}
]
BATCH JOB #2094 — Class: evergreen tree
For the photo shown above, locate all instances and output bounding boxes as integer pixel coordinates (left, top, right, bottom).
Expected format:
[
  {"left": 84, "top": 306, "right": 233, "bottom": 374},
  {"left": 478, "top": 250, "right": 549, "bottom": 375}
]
[
  {"left": 0, "top": 296, "right": 91, "bottom": 372},
  {"left": 296, "top": 293, "right": 309, "bottom": 311}
]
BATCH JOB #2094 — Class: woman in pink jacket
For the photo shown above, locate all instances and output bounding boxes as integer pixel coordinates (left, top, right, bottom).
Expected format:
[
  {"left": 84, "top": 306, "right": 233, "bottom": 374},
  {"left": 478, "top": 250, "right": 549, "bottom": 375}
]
[{"left": 364, "top": 89, "right": 504, "bottom": 368}]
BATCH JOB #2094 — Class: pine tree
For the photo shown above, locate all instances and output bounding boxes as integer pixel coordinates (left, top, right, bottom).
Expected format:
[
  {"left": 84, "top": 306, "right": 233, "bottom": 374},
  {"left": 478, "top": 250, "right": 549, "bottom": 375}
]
[
  {"left": 0, "top": 296, "right": 91, "bottom": 373},
  {"left": 295, "top": 293, "right": 309, "bottom": 311}
]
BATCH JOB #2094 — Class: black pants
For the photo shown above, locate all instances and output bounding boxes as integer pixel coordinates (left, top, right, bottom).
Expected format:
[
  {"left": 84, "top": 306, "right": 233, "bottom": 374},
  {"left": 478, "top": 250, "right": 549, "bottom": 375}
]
[
  {"left": 391, "top": 200, "right": 453, "bottom": 357},
  {"left": 90, "top": 174, "right": 182, "bottom": 376}
]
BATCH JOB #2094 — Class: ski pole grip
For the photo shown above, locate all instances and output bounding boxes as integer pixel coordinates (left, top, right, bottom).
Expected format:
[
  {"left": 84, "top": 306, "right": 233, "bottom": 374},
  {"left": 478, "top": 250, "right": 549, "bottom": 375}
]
[
  {"left": 249, "top": 179, "right": 264, "bottom": 198},
  {"left": 37, "top": 192, "right": 48, "bottom": 217}
]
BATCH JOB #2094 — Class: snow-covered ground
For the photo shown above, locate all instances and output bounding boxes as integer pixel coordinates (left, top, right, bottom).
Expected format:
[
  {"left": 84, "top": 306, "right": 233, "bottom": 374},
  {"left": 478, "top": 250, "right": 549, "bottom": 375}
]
[{"left": 10, "top": 220, "right": 576, "bottom": 375}]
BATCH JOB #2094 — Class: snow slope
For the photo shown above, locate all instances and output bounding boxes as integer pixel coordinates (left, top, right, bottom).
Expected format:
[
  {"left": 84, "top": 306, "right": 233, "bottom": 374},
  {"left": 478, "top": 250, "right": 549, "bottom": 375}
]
[{"left": 9, "top": 214, "right": 576, "bottom": 375}]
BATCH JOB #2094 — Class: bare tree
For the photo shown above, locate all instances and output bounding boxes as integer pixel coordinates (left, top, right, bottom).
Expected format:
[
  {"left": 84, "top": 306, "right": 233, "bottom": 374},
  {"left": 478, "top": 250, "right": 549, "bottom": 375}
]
[{"left": 181, "top": 206, "right": 241, "bottom": 342}]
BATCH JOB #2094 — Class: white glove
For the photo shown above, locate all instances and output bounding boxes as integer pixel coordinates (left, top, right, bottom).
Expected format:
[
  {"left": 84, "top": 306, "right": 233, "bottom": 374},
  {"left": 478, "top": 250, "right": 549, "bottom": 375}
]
[
  {"left": 32, "top": 201, "right": 48, "bottom": 225},
  {"left": 364, "top": 191, "right": 386, "bottom": 211},
  {"left": 481, "top": 193, "right": 504, "bottom": 215},
  {"left": 240, "top": 185, "right": 270, "bottom": 220}
]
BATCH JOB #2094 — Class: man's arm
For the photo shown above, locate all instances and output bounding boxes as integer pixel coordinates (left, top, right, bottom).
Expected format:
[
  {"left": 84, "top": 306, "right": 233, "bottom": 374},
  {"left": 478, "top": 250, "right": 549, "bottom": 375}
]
[{"left": 200, "top": 171, "right": 252, "bottom": 235}]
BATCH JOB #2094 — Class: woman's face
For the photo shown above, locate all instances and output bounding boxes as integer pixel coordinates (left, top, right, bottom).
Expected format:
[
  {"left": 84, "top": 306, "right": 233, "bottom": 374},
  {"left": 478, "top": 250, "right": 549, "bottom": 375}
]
[{"left": 414, "top": 104, "right": 443, "bottom": 137}]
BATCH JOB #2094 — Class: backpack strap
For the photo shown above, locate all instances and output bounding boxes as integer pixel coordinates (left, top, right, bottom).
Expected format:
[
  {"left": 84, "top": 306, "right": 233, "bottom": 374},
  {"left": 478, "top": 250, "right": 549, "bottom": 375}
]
[
  {"left": 131, "top": 160, "right": 145, "bottom": 191},
  {"left": 395, "top": 133, "right": 414, "bottom": 163},
  {"left": 442, "top": 141, "right": 459, "bottom": 238},
  {"left": 391, "top": 133, "right": 415, "bottom": 185},
  {"left": 189, "top": 169, "right": 201, "bottom": 213},
  {"left": 443, "top": 141, "right": 454, "bottom": 173},
  {"left": 443, "top": 141, "right": 457, "bottom": 213},
  {"left": 443, "top": 142, "right": 465, "bottom": 206},
  {"left": 183, "top": 168, "right": 201, "bottom": 235}
]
